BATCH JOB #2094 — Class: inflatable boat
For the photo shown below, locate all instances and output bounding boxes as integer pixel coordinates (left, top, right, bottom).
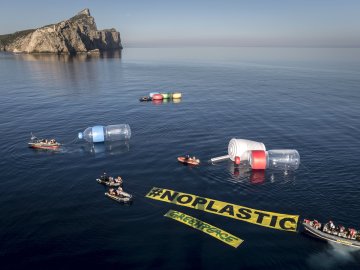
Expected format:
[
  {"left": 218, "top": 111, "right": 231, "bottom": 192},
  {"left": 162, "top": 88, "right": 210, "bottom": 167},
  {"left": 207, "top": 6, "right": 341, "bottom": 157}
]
[
  {"left": 177, "top": 156, "right": 200, "bottom": 166},
  {"left": 303, "top": 219, "right": 360, "bottom": 248},
  {"left": 96, "top": 178, "right": 123, "bottom": 187},
  {"left": 28, "top": 135, "right": 61, "bottom": 150},
  {"left": 105, "top": 191, "right": 132, "bottom": 203}
]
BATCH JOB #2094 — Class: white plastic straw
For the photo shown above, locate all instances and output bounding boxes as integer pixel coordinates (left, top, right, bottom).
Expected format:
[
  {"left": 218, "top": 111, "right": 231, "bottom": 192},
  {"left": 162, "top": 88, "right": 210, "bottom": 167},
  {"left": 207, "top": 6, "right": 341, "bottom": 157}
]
[{"left": 210, "top": 155, "right": 230, "bottom": 163}]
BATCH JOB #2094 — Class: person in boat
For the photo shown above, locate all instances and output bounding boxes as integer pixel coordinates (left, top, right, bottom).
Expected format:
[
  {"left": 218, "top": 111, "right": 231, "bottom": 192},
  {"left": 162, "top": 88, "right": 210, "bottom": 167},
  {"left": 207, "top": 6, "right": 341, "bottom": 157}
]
[
  {"left": 185, "top": 154, "right": 190, "bottom": 160},
  {"left": 312, "top": 220, "right": 321, "bottom": 230},
  {"left": 329, "top": 220, "right": 336, "bottom": 231},
  {"left": 337, "top": 225, "right": 346, "bottom": 237},
  {"left": 100, "top": 172, "right": 109, "bottom": 181},
  {"left": 348, "top": 228, "right": 357, "bottom": 239},
  {"left": 109, "top": 188, "right": 116, "bottom": 195},
  {"left": 115, "top": 176, "right": 122, "bottom": 183},
  {"left": 322, "top": 221, "right": 332, "bottom": 233},
  {"left": 115, "top": 186, "right": 123, "bottom": 196}
]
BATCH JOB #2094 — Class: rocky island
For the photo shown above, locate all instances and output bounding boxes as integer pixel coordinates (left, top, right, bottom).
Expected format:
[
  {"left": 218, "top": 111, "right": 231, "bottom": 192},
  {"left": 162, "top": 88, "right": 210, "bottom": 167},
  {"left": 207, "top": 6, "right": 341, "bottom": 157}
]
[{"left": 0, "top": 9, "right": 122, "bottom": 54}]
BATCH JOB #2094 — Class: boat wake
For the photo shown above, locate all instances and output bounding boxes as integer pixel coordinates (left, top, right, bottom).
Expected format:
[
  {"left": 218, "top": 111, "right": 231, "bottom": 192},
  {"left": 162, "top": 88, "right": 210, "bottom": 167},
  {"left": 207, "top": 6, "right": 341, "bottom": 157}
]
[{"left": 306, "top": 245, "right": 358, "bottom": 270}]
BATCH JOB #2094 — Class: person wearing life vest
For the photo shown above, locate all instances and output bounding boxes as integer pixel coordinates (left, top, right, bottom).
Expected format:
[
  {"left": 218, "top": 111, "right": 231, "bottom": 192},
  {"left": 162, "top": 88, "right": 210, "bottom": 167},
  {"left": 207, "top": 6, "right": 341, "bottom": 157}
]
[
  {"left": 329, "top": 220, "right": 335, "bottom": 231},
  {"left": 313, "top": 220, "right": 321, "bottom": 230}
]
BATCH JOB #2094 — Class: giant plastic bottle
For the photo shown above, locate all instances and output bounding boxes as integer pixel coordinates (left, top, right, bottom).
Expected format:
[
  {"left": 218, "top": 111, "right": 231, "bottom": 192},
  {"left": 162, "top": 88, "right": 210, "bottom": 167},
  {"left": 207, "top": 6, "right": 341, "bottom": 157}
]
[
  {"left": 249, "top": 149, "right": 300, "bottom": 171},
  {"left": 78, "top": 124, "right": 131, "bottom": 143}
]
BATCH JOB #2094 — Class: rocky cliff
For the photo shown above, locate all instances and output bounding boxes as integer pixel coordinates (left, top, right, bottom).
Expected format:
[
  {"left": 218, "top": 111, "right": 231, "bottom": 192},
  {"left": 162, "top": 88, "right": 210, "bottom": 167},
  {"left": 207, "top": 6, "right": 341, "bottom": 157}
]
[{"left": 0, "top": 9, "right": 122, "bottom": 54}]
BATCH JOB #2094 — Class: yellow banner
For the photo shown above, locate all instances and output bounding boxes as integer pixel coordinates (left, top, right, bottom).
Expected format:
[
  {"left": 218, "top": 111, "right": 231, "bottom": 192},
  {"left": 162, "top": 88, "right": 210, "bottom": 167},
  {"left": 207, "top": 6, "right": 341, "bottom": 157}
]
[
  {"left": 164, "top": 210, "right": 243, "bottom": 248},
  {"left": 146, "top": 187, "right": 299, "bottom": 232}
]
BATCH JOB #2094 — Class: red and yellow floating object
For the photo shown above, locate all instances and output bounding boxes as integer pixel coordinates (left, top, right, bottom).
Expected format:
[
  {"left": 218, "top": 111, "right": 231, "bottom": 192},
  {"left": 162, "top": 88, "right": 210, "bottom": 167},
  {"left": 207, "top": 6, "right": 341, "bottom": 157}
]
[
  {"left": 152, "top": 94, "right": 163, "bottom": 100},
  {"left": 172, "top": 92, "right": 182, "bottom": 99}
]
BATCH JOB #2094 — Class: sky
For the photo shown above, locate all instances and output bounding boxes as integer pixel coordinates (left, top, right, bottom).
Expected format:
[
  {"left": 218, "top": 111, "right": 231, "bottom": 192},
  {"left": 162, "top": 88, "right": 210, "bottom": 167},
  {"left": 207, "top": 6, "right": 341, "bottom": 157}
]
[{"left": 0, "top": 0, "right": 359, "bottom": 47}]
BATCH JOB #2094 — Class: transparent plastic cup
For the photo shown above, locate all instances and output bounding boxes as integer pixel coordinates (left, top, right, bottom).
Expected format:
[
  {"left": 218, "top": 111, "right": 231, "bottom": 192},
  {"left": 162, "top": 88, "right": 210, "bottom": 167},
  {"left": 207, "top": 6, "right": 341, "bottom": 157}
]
[{"left": 249, "top": 149, "right": 300, "bottom": 171}]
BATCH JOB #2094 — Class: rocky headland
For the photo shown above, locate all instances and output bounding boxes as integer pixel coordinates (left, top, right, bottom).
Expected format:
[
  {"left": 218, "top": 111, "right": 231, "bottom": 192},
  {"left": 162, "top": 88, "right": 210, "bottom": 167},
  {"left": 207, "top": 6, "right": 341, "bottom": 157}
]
[{"left": 0, "top": 9, "right": 122, "bottom": 54}]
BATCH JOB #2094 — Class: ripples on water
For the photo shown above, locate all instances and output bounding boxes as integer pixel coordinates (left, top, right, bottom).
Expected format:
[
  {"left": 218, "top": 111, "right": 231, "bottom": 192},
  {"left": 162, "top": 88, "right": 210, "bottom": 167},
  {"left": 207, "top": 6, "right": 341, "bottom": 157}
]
[{"left": 0, "top": 48, "right": 360, "bottom": 269}]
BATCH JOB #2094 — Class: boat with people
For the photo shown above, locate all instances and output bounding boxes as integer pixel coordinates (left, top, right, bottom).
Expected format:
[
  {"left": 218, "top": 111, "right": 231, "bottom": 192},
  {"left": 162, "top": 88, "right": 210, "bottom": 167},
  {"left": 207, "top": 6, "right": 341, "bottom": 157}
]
[
  {"left": 105, "top": 186, "right": 132, "bottom": 203},
  {"left": 302, "top": 219, "right": 360, "bottom": 248},
  {"left": 177, "top": 155, "right": 200, "bottom": 166},
  {"left": 96, "top": 172, "right": 123, "bottom": 187},
  {"left": 28, "top": 133, "right": 61, "bottom": 150},
  {"left": 139, "top": 96, "right": 152, "bottom": 102}
]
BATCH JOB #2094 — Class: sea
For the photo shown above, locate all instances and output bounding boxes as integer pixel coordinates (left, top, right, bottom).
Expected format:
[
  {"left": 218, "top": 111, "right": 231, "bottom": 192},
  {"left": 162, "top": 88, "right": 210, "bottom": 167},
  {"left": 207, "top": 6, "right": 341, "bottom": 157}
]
[{"left": 0, "top": 47, "right": 359, "bottom": 270}]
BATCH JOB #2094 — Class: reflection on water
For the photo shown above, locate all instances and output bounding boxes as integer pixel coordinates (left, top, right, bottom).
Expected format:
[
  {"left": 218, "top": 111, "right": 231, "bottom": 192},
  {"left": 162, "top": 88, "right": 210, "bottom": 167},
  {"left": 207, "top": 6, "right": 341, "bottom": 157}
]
[
  {"left": 268, "top": 171, "right": 296, "bottom": 184},
  {"left": 14, "top": 49, "right": 122, "bottom": 62},
  {"left": 10, "top": 50, "right": 122, "bottom": 95},
  {"left": 228, "top": 162, "right": 252, "bottom": 182},
  {"left": 152, "top": 99, "right": 163, "bottom": 105},
  {"left": 1, "top": 47, "right": 360, "bottom": 269},
  {"left": 151, "top": 99, "right": 182, "bottom": 105},
  {"left": 172, "top": 98, "right": 182, "bottom": 104},
  {"left": 250, "top": 170, "right": 266, "bottom": 184},
  {"left": 101, "top": 49, "right": 122, "bottom": 59},
  {"left": 80, "top": 140, "right": 130, "bottom": 157},
  {"left": 228, "top": 162, "right": 296, "bottom": 184},
  {"left": 29, "top": 147, "right": 62, "bottom": 155}
]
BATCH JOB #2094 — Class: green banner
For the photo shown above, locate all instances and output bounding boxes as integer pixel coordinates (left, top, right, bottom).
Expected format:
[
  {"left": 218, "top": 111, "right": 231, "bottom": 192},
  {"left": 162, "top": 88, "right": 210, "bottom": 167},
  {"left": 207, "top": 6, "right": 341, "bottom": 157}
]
[{"left": 165, "top": 210, "right": 243, "bottom": 248}]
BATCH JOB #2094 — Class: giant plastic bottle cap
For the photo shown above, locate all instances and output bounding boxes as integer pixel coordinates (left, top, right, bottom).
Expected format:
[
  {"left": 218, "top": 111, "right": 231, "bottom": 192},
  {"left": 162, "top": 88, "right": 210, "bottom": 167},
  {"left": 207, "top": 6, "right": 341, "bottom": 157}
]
[{"left": 251, "top": 150, "right": 267, "bottom": 170}]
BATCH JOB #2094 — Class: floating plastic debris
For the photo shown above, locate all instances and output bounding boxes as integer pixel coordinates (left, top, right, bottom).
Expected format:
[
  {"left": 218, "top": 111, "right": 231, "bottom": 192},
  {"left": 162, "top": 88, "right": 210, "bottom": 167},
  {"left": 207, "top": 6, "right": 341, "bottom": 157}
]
[
  {"left": 249, "top": 149, "right": 300, "bottom": 171},
  {"left": 78, "top": 124, "right": 131, "bottom": 143},
  {"left": 211, "top": 138, "right": 266, "bottom": 164}
]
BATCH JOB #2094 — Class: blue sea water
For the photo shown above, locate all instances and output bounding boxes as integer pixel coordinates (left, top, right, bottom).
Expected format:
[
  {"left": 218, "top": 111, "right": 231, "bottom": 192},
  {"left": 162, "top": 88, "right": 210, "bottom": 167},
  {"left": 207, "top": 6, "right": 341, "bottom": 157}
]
[{"left": 0, "top": 47, "right": 360, "bottom": 270}]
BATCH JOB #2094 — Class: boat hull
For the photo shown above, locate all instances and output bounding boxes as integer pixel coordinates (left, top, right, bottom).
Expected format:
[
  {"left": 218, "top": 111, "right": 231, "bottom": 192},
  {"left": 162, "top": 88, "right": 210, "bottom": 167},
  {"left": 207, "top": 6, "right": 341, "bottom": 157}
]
[
  {"left": 28, "top": 143, "right": 61, "bottom": 150},
  {"left": 105, "top": 192, "right": 132, "bottom": 203},
  {"left": 303, "top": 222, "right": 360, "bottom": 248}
]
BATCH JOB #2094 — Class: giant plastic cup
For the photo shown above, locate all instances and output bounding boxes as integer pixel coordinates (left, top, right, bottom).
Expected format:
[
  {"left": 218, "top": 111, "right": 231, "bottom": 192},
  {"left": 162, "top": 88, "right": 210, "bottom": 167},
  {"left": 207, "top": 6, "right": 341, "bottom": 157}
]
[
  {"left": 228, "top": 138, "right": 266, "bottom": 162},
  {"left": 78, "top": 124, "right": 131, "bottom": 143}
]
